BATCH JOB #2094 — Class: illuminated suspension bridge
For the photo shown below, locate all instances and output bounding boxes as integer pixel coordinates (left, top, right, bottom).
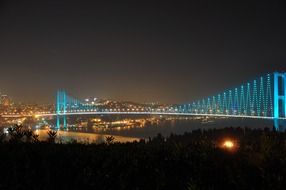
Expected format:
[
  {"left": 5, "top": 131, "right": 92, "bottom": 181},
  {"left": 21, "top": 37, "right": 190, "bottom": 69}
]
[{"left": 41, "top": 72, "right": 286, "bottom": 130}]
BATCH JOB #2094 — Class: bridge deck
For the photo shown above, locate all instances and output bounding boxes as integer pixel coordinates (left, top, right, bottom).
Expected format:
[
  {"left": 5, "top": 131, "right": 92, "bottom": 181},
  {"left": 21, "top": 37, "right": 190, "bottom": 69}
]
[{"left": 2, "top": 112, "right": 284, "bottom": 120}]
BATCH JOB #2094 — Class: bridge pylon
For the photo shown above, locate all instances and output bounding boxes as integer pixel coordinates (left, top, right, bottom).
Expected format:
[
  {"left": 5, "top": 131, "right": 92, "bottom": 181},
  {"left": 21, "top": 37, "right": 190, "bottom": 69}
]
[
  {"left": 56, "top": 90, "right": 67, "bottom": 129},
  {"left": 273, "top": 72, "right": 286, "bottom": 130}
]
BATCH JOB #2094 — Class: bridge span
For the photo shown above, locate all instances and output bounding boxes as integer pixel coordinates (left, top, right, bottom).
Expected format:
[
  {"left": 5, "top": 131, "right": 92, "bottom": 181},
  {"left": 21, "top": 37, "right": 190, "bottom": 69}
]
[
  {"left": 54, "top": 72, "right": 286, "bottom": 130},
  {"left": 3, "top": 111, "right": 284, "bottom": 120},
  {"left": 34, "top": 111, "right": 285, "bottom": 120}
]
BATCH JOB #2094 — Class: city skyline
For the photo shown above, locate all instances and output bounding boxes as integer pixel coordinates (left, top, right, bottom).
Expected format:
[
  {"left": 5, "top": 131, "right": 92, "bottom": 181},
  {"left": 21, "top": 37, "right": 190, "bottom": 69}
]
[{"left": 0, "top": 1, "right": 286, "bottom": 104}]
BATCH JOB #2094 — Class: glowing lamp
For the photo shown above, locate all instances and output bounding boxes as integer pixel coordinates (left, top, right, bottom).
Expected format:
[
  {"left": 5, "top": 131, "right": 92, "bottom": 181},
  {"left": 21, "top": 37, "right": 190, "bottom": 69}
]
[{"left": 223, "top": 140, "right": 234, "bottom": 149}]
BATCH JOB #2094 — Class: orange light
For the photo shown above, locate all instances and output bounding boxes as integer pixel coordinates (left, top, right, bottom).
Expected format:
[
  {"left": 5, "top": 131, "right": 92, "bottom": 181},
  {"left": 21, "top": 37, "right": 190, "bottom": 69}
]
[{"left": 223, "top": 140, "right": 234, "bottom": 149}]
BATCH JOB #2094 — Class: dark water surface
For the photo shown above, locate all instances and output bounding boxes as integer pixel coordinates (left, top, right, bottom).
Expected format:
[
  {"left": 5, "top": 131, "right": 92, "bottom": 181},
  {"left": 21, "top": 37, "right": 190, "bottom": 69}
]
[
  {"left": 47, "top": 115, "right": 274, "bottom": 139},
  {"left": 0, "top": 115, "right": 276, "bottom": 143}
]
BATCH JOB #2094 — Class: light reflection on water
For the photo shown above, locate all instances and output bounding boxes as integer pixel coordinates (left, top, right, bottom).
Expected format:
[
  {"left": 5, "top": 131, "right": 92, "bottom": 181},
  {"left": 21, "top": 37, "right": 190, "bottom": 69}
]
[
  {"left": 35, "top": 129, "right": 140, "bottom": 143},
  {"left": 36, "top": 116, "right": 275, "bottom": 141}
]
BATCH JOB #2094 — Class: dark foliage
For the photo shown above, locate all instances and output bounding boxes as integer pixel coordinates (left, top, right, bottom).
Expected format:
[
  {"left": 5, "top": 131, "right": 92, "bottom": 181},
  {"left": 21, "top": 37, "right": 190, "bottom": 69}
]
[
  {"left": 0, "top": 127, "right": 286, "bottom": 190},
  {"left": 6, "top": 124, "right": 39, "bottom": 143},
  {"left": 105, "top": 135, "right": 115, "bottom": 145},
  {"left": 47, "top": 130, "right": 57, "bottom": 143}
]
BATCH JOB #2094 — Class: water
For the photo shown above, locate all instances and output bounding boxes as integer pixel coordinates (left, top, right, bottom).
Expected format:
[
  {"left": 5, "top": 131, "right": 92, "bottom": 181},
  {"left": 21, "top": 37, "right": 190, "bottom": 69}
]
[
  {"left": 0, "top": 115, "right": 276, "bottom": 143},
  {"left": 35, "top": 129, "right": 140, "bottom": 143},
  {"left": 36, "top": 115, "right": 275, "bottom": 140}
]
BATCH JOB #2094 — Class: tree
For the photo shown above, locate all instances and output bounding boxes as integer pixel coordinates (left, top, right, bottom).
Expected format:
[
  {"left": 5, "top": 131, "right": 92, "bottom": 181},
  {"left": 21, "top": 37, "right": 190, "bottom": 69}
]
[
  {"left": 7, "top": 124, "right": 25, "bottom": 143},
  {"left": 47, "top": 130, "right": 57, "bottom": 143},
  {"left": 105, "top": 136, "right": 115, "bottom": 145},
  {"left": 0, "top": 132, "right": 5, "bottom": 143}
]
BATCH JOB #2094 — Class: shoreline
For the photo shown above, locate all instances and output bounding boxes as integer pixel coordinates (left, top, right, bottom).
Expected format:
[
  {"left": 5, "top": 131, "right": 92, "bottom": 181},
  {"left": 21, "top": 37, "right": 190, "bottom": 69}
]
[{"left": 35, "top": 129, "right": 141, "bottom": 143}]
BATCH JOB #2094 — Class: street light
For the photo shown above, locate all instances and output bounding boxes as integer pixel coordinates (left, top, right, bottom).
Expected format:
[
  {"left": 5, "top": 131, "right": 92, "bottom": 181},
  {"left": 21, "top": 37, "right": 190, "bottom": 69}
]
[
  {"left": 219, "top": 138, "right": 238, "bottom": 152},
  {"left": 223, "top": 140, "right": 234, "bottom": 149}
]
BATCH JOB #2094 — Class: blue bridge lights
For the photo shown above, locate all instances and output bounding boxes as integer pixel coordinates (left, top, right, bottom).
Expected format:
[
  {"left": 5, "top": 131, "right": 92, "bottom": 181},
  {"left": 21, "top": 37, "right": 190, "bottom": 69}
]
[
  {"left": 54, "top": 72, "right": 286, "bottom": 130},
  {"left": 180, "top": 72, "right": 286, "bottom": 129},
  {"left": 186, "top": 74, "right": 274, "bottom": 117}
]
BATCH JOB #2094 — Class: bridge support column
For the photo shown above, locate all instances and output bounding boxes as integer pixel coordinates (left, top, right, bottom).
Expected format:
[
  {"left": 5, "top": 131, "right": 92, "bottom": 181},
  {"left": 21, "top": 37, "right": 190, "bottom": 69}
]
[
  {"left": 56, "top": 90, "right": 67, "bottom": 129},
  {"left": 56, "top": 90, "right": 60, "bottom": 129},
  {"left": 56, "top": 115, "right": 60, "bottom": 129},
  {"left": 284, "top": 72, "right": 286, "bottom": 117},
  {"left": 273, "top": 72, "right": 286, "bottom": 131},
  {"left": 56, "top": 115, "right": 67, "bottom": 129}
]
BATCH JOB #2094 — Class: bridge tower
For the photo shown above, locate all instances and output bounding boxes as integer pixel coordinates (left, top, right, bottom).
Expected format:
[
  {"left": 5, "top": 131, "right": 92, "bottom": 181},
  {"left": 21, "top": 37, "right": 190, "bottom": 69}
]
[
  {"left": 273, "top": 72, "right": 286, "bottom": 130},
  {"left": 56, "top": 90, "right": 67, "bottom": 129}
]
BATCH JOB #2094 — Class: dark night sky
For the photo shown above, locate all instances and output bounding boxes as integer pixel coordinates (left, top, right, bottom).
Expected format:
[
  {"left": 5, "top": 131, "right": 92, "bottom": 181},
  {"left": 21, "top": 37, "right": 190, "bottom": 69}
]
[{"left": 0, "top": 0, "right": 286, "bottom": 104}]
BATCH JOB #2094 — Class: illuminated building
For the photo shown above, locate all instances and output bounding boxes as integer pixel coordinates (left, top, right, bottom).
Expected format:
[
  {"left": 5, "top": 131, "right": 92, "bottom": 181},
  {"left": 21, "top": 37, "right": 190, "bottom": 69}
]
[{"left": 1, "top": 95, "right": 11, "bottom": 107}]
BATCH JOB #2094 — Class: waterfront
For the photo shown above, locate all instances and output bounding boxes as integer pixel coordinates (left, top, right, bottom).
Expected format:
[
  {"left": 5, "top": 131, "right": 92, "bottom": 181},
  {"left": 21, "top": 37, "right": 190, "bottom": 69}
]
[
  {"left": 36, "top": 115, "right": 275, "bottom": 142},
  {"left": 35, "top": 129, "right": 140, "bottom": 143},
  {"left": 0, "top": 115, "right": 275, "bottom": 143}
]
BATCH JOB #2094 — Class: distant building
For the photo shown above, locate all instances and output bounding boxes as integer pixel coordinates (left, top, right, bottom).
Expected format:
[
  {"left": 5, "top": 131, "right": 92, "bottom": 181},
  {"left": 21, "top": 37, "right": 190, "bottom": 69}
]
[{"left": 1, "top": 95, "right": 11, "bottom": 107}]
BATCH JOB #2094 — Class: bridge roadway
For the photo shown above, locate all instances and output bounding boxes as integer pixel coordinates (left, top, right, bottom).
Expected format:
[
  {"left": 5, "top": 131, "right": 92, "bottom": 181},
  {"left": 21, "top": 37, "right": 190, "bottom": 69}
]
[{"left": 1, "top": 111, "right": 285, "bottom": 120}]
